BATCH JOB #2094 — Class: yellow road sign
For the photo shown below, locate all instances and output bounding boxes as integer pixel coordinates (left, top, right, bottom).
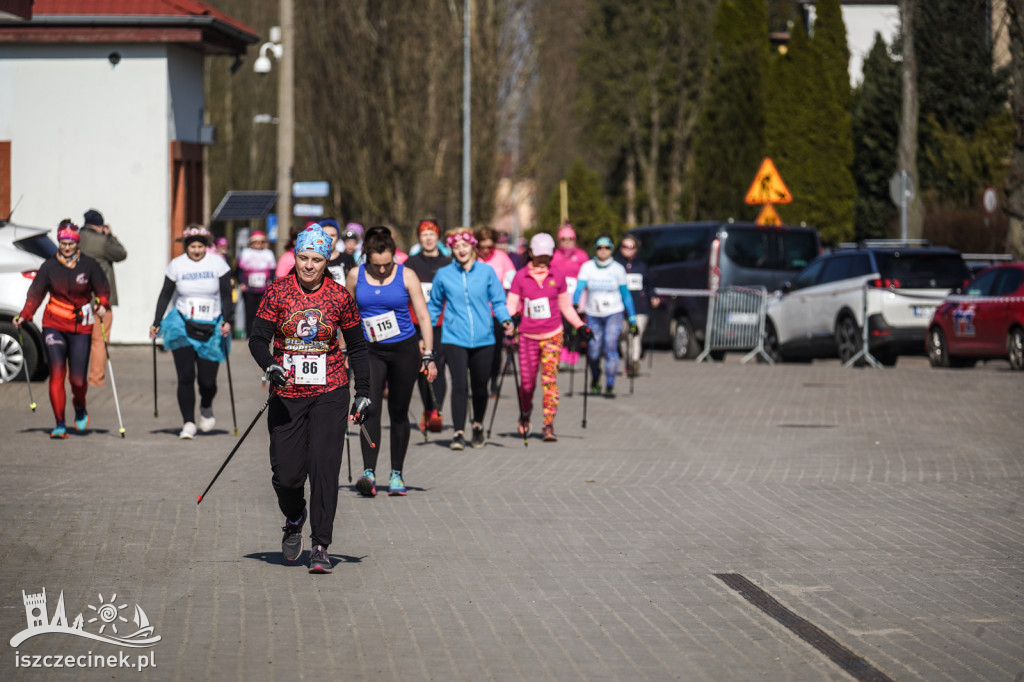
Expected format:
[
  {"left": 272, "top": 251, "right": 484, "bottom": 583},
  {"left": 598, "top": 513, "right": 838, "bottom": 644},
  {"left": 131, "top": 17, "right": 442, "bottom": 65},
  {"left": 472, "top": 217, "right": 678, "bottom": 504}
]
[
  {"left": 755, "top": 204, "right": 782, "bottom": 226},
  {"left": 745, "top": 157, "right": 792, "bottom": 205}
]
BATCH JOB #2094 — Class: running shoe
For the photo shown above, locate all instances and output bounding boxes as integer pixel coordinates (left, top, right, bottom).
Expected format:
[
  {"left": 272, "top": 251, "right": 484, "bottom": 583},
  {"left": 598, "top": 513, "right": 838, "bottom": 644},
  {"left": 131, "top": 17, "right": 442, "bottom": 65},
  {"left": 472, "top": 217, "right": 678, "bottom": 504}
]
[
  {"left": 355, "top": 469, "right": 377, "bottom": 497},
  {"left": 74, "top": 409, "right": 89, "bottom": 432},
  {"left": 471, "top": 425, "right": 485, "bottom": 449},
  {"left": 428, "top": 410, "right": 443, "bottom": 432},
  {"left": 604, "top": 385, "right": 616, "bottom": 399},
  {"left": 542, "top": 424, "right": 557, "bottom": 442},
  {"left": 179, "top": 422, "right": 197, "bottom": 439},
  {"left": 590, "top": 381, "right": 602, "bottom": 395},
  {"left": 50, "top": 424, "right": 68, "bottom": 439},
  {"left": 388, "top": 470, "right": 407, "bottom": 496},
  {"left": 281, "top": 510, "right": 306, "bottom": 562},
  {"left": 308, "top": 545, "right": 332, "bottom": 574},
  {"left": 197, "top": 406, "right": 216, "bottom": 432},
  {"left": 450, "top": 433, "right": 466, "bottom": 451}
]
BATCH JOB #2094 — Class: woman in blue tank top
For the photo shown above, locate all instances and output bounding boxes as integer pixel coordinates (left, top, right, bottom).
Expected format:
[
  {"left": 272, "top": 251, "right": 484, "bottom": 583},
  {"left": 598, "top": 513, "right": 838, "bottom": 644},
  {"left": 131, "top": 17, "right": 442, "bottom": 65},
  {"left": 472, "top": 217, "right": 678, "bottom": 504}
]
[{"left": 346, "top": 226, "right": 437, "bottom": 497}]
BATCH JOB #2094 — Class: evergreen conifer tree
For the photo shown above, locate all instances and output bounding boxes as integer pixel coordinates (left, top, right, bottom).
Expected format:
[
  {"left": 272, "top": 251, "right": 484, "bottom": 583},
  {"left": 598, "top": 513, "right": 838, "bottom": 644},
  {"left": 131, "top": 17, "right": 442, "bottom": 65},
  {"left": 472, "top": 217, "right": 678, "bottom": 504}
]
[{"left": 536, "top": 158, "right": 621, "bottom": 246}]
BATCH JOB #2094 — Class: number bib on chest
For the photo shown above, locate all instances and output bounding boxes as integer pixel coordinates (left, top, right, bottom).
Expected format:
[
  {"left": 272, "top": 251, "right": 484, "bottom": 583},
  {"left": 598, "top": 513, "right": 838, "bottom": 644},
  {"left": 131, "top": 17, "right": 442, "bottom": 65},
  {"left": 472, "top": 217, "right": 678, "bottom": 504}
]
[
  {"left": 283, "top": 352, "right": 327, "bottom": 385},
  {"left": 248, "top": 272, "right": 267, "bottom": 289},
  {"left": 525, "top": 297, "right": 552, "bottom": 319},
  {"left": 565, "top": 277, "right": 578, "bottom": 298},
  {"left": 79, "top": 304, "right": 95, "bottom": 326},
  {"left": 420, "top": 282, "right": 433, "bottom": 299},
  {"left": 184, "top": 297, "right": 216, "bottom": 322},
  {"left": 592, "top": 291, "right": 618, "bottom": 313},
  {"left": 363, "top": 310, "right": 400, "bottom": 342},
  {"left": 626, "top": 273, "right": 643, "bottom": 291}
]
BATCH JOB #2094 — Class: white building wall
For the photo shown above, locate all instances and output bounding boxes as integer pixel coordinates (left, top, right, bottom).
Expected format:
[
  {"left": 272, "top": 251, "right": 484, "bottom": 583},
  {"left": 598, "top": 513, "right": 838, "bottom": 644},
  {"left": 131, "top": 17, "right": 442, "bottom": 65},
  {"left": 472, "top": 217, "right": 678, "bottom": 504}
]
[{"left": 0, "top": 42, "right": 208, "bottom": 343}]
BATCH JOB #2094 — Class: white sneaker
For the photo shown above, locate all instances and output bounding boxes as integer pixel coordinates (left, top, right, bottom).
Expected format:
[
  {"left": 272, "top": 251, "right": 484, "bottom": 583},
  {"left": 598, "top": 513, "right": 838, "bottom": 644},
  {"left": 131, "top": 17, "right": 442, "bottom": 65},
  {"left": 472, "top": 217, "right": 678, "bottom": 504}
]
[
  {"left": 179, "top": 422, "right": 197, "bottom": 439},
  {"left": 197, "top": 407, "right": 216, "bottom": 432}
]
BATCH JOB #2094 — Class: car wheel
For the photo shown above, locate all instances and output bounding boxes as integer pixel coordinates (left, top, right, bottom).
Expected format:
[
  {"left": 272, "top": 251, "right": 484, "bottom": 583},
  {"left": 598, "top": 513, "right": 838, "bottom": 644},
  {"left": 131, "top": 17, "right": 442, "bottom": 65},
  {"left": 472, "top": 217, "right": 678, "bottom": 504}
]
[
  {"left": 761, "top": 319, "right": 783, "bottom": 364},
  {"left": 1008, "top": 327, "right": 1024, "bottom": 371},
  {"left": 927, "top": 326, "right": 950, "bottom": 368},
  {"left": 670, "top": 317, "right": 697, "bottom": 360},
  {"left": 836, "top": 316, "right": 861, "bottom": 365},
  {"left": 0, "top": 321, "right": 37, "bottom": 383}
]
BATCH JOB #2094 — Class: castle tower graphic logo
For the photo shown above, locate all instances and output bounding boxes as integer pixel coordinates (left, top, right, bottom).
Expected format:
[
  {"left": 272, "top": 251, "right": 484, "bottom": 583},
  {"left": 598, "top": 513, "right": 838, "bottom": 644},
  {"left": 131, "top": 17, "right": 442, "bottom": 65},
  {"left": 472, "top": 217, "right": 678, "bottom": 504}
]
[{"left": 10, "top": 588, "right": 161, "bottom": 649}]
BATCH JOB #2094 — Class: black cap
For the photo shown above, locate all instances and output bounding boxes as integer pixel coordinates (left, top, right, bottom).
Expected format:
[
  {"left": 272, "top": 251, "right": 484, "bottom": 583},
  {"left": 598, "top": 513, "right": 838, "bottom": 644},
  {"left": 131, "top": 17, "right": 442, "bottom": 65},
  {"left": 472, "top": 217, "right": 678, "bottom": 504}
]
[
  {"left": 83, "top": 209, "right": 104, "bottom": 226},
  {"left": 343, "top": 230, "right": 359, "bottom": 241}
]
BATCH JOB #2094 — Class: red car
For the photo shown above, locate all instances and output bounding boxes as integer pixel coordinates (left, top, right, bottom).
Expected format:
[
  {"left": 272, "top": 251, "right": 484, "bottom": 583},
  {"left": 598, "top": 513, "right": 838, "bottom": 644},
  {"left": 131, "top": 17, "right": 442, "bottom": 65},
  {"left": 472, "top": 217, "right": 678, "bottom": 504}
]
[{"left": 927, "top": 262, "right": 1024, "bottom": 370}]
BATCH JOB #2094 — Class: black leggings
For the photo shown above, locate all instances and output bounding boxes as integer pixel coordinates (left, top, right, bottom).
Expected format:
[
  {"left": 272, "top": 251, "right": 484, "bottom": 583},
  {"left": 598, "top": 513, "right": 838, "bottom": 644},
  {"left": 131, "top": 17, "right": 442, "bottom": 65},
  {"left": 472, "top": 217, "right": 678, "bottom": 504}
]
[
  {"left": 416, "top": 324, "right": 446, "bottom": 413},
  {"left": 43, "top": 327, "right": 91, "bottom": 423},
  {"left": 242, "top": 290, "right": 264, "bottom": 338},
  {"left": 362, "top": 335, "right": 420, "bottom": 473},
  {"left": 172, "top": 346, "right": 219, "bottom": 424},
  {"left": 443, "top": 343, "right": 494, "bottom": 433}
]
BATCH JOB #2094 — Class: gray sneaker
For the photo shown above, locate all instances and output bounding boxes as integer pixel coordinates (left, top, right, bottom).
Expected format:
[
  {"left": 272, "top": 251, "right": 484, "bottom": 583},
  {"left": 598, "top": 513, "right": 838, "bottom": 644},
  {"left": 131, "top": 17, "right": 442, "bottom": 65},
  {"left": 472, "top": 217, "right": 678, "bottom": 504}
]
[
  {"left": 471, "top": 425, "right": 485, "bottom": 449},
  {"left": 308, "top": 545, "right": 332, "bottom": 574},
  {"left": 281, "top": 510, "right": 305, "bottom": 562},
  {"left": 450, "top": 433, "right": 466, "bottom": 451}
]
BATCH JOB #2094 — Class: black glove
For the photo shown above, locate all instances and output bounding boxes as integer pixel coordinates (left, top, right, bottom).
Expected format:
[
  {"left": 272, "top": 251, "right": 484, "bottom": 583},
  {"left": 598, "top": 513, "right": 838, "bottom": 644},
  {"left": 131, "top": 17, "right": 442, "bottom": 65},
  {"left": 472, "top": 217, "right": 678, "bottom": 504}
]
[
  {"left": 265, "top": 364, "right": 288, "bottom": 388},
  {"left": 629, "top": 322, "right": 639, "bottom": 336},
  {"left": 578, "top": 325, "right": 594, "bottom": 341},
  {"left": 351, "top": 395, "right": 371, "bottom": 424},
  {"left": 421, "top": 351, "right": 435, "bottom": 374}
]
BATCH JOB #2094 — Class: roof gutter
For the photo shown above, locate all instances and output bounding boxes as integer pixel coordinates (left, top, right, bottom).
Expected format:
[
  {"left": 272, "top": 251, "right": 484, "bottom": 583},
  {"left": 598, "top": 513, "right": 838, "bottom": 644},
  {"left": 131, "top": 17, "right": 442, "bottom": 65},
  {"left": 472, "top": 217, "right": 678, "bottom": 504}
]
[{"left": 0, "top": 14, "right": 258, "bottom": 45}]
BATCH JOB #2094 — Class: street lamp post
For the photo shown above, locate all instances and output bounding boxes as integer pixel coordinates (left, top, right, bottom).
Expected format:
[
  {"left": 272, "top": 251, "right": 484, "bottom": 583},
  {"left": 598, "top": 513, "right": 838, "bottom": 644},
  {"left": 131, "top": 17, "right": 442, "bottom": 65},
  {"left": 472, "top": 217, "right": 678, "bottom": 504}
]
[{"left": 253, "top": 0, "right": 295, "bottom": 258}]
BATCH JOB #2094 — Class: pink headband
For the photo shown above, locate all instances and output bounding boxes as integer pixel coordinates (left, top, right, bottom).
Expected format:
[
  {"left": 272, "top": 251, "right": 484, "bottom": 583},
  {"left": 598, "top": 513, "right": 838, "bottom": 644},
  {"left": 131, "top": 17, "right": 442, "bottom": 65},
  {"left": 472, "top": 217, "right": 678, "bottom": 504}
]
[
  {"left": 446, "top": 231, "right": 478, "bottom": 248},
  {"left": 57, "top": 222, "right": 81, "bottom": 243},
  {"left": 557, "top": 225, "right": 576, "bottom": 240}
]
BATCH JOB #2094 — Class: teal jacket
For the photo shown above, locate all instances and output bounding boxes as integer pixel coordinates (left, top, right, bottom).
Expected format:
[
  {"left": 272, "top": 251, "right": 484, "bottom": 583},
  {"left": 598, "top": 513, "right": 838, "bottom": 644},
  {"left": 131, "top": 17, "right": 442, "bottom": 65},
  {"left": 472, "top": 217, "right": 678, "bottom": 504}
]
[{"left": 427, "top": 259, "right": 511, "bottom": 348}]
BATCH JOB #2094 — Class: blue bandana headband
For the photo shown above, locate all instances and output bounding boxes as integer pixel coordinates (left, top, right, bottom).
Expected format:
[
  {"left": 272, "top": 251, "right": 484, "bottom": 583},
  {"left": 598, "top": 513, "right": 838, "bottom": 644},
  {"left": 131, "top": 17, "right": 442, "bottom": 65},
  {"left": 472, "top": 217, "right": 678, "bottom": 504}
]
[
  {"left": 294, "top": 224, "right": 333, "bottom": 259},
  {"left": 594, "top": 236, "right": 614, "bottom": 249}
]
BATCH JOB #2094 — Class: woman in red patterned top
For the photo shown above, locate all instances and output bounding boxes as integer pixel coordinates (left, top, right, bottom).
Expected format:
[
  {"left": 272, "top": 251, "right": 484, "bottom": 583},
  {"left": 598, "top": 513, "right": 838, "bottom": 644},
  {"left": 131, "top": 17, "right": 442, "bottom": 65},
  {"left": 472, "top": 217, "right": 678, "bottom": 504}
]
[
  {"left": 15, "top": 219, "right": 110, "bottom": 439},
  {"left": 248, "top": 223, "right": 371, "bottom": 575}
]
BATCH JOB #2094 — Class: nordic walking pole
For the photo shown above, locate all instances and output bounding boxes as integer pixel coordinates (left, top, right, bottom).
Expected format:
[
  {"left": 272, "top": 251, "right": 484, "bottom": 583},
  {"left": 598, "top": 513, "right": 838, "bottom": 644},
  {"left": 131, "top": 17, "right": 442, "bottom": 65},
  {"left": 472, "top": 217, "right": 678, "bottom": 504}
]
[
  {"left": 581, "top": 351, "right": 589, "bottom": 429},
  {"left": 198, "top": 390, "right": 273, "bottom": 504},
  {"left": 351, "top": 416, "right": 376, "bottom": 449},
  {"left": 507, "top": 345, "right": 527, "bottom": 446},
  {"left": 648, "top": 314, "right": 655, "bottom": 370},
  {"left": 629, "top": 331, "right": 636, "bottom": 395},
  {"left": 345, "top": 419, "right": 353, "bottom": 483},
  {"left": 97, "top": 312, "right": 125, "bottom": 438},
  {"left": 423, "top": 375, "right": 440, "bottom": 441},
  {"left": 16, "top": 326, "right": 36, "bottom": 412},
  {"left": 222, "top": 335, "right": 238, "bottom": 436},
  {"left": 152, "top": 335, "right": 159, "bottom": 418},
  {"left": 486, "top": 340, "right": 513, "bottom": 438}
]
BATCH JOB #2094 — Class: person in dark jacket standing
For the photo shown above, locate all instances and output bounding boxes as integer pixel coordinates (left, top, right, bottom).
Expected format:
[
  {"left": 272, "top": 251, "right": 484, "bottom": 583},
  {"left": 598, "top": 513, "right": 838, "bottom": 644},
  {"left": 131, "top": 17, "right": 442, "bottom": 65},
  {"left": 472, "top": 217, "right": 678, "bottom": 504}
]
[
  {"left": 615, "top": 235, "right": 658, "bottom": 376},
  {"left": 79, "top": 209, "right": 127, "bottom": 387},
  {"left": 15, "top": 219, "right": 111, "bottom": 438}
]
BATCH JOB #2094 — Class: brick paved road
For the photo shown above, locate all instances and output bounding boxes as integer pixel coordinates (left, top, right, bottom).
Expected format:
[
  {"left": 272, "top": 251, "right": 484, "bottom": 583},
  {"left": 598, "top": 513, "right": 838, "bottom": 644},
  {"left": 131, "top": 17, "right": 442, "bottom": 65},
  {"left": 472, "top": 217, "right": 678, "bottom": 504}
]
[{"left": 1, "top": 347, "right": 1021, "bottom": 681}]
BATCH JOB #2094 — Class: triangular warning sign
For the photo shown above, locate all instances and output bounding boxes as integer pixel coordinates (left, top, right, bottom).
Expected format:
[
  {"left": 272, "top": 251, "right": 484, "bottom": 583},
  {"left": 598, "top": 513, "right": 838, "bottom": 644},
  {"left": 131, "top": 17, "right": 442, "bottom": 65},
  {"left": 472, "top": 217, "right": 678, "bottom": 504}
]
[
  {"left": 755, "top": 204, "right": 782, "bottom": 226},
  {"left": 745, "top": 157, "right": 792, "bottom": 205}
]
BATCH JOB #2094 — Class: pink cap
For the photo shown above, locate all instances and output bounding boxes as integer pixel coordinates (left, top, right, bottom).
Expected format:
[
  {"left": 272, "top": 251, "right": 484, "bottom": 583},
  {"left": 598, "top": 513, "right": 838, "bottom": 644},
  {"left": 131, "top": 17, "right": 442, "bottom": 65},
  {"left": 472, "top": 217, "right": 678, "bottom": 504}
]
[
  {"left": 249, "top": 230, "right": 267, "bottom": 242},
  {"left": 557, "top": 224, "right": 576, "bottom": 240},
  {"left": 529, "top": 232, "right": 555, "bottom": 257}
]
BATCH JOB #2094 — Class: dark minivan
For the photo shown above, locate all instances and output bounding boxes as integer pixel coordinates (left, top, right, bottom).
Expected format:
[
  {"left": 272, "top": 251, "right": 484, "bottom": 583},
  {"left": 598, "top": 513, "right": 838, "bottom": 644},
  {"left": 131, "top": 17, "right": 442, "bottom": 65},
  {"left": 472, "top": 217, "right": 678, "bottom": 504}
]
[{"left": 626, "top": 221, "right": 822, "bottom": 359}]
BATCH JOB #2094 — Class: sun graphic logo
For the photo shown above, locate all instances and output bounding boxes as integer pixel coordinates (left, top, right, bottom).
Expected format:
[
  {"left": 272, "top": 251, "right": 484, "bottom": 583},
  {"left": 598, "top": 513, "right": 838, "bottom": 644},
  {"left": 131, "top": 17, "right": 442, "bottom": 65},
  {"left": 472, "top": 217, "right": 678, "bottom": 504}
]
[{"left": 87, "top": 594, "right": 128, "bottom": 635}]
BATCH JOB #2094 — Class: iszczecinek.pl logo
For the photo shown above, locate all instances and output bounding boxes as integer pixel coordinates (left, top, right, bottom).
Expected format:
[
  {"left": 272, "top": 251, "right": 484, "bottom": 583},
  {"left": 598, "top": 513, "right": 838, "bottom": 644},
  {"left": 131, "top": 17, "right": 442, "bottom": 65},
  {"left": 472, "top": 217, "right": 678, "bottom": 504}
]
[{"left": 10, "top": 588, "right": 161, "bottom": 648}]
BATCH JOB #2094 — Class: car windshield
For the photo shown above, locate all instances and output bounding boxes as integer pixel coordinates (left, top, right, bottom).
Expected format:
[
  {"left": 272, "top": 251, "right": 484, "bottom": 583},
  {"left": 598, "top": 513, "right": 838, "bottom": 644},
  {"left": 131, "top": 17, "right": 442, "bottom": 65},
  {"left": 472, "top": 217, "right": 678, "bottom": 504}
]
[
  {"left": 778, "top": 231, "right": 819, "bottom": 270},
  {"left": 16, "top": 233, "right": 57, "bottom": 259},
  {"left": 876, "top": 252, "right": 968, "bottom": 288},
  {"left": 640, "top": 229, "right": 706, "bottom": 266}
]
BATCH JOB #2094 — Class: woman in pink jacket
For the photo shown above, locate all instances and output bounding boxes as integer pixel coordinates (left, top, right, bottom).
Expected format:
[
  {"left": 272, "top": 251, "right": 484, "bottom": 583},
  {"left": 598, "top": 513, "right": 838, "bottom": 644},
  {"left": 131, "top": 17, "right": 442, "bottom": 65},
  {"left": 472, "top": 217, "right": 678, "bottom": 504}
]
[{"left": 506, "top": 233, "right": 590, "bottom": 442}]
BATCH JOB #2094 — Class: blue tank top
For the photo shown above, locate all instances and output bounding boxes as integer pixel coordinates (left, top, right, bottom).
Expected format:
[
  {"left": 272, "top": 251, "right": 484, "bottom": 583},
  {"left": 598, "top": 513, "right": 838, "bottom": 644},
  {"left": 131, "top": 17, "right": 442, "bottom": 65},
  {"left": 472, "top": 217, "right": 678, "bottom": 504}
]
[{"left": 355, "top": 263, "right": 416, "bottom": 343}]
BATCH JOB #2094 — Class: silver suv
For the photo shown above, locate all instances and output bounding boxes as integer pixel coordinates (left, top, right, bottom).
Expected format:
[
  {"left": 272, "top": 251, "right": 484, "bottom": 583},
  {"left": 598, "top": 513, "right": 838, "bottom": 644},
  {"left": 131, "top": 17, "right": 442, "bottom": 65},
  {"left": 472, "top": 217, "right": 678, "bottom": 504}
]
[
  {"left": 765, "top": 241, "right": 971, "bottom": 366},
  {"left": 0, "top": 220, "right": 57, "bottom": 382}
]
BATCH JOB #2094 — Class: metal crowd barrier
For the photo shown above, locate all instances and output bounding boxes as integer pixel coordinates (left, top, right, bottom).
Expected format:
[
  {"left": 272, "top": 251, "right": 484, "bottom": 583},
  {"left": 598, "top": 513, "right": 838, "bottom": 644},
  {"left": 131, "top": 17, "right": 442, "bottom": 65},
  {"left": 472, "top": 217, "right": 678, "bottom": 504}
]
[{"left": 696, "top": 285, "right": 772, "bottom": 364}]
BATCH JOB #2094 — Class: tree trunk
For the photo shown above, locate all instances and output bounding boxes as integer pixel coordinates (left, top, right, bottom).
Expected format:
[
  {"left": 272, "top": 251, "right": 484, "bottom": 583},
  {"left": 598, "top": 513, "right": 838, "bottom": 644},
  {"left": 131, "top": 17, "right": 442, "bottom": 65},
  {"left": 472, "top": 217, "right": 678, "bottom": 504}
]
[
  {"left": 625, "top": 151, "right": 637, "bottom": 227},
  {"left": 1006, "top": 0, "right": 1024, "bottom": 258},
  {"left": 897, "top": 0, "right": 925, "bottom": 239}
]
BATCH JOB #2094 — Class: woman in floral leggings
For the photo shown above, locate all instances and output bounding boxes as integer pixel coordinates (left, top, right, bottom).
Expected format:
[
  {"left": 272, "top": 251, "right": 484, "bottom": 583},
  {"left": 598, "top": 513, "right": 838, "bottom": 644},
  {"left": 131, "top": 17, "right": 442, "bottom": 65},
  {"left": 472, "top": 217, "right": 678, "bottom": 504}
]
[{"left": 505, "top": 233, "right": 590, "bottom": 442}]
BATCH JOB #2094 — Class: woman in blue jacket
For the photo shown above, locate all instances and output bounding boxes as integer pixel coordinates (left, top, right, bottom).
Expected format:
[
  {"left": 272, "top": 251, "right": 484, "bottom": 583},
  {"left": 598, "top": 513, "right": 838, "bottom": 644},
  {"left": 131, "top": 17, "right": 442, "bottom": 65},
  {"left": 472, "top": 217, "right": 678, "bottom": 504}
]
[{"left": 427, "top": 227, "right": 514, "bottom": 450}]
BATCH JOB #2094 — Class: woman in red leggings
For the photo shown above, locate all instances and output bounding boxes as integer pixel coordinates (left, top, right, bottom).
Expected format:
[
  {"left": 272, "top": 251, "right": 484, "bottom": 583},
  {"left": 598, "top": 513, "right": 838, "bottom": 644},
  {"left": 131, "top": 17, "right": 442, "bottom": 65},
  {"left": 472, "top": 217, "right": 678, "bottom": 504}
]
[{"left": 16, "top": 219, "right": 110, "bottom": 438}]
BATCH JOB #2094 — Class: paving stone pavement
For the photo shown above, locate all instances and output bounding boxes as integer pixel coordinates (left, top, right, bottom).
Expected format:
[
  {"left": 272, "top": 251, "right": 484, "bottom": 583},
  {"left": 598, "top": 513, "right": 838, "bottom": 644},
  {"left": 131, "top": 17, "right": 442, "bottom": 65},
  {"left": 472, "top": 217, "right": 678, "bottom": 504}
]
[{"left": 0, "top": 346, "right": 1021, "bottom": 681}]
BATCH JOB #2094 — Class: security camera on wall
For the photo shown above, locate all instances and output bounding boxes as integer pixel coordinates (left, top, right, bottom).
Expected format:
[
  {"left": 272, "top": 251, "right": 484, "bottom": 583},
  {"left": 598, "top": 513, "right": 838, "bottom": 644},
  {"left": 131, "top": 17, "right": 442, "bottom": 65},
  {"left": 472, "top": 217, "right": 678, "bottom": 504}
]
[{"left": 253, "top": 55, "right": 272, "bottom": 74}]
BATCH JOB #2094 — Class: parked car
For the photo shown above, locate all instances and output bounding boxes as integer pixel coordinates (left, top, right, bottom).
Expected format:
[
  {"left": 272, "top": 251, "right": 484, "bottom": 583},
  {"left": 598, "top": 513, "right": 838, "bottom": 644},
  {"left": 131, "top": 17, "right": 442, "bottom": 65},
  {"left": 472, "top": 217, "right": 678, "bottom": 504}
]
[
  {"left": 765, "top": 241, "right": 971, "bottom": 366},
  {"left": 626, "top": 221, "right": 822, "bottom": 359},
  {"left": 926, "top": 262, "right": 1024, "bottom": 370},
  {"left": 0, "top": 220, "right": 57, "bottom": 382}
]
